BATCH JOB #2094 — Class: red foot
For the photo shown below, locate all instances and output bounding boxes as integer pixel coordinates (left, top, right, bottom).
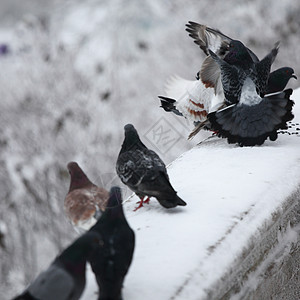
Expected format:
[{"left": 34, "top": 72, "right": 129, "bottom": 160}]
[
  {"left": 133, "top": 197, "right": 151, "bottom": 211},
  {"left": 144, "top": 197, "right": 150, "bottom": 204},
  {"left": 133, "top": 200, "right": 144, "bottom": 211}
]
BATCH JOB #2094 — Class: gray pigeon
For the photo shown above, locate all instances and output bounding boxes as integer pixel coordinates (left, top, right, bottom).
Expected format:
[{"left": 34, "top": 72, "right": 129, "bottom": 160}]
[
  {"left": 116, "top": 124, "right": 186, "bottom": 210},
  {"left": 266, "top": 67, "right": 297, "bottom": 95},
  {"left": 88, "top": 186, "right": 135, "bottom": 300},
  {"left": 13, "top": 231, "right": 103, "bottom": 300},
  {"left": 65, "top": 162, "right": 109, "bottom": 231},
  {"left": 207, "top": 40, "right": 294, "bottom": 146},
  {"left": 186, "top": 22, "right": 296, "bottom": 96}
]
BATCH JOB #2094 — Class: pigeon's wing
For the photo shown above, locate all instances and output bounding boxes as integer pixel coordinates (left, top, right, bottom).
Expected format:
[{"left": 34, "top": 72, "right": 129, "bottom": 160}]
[
  {"left": 186, "top": 22, "right": 232, "bottom": 56},
  {"left": 145, "top": 149, "right": 167, "bottom": 175},
  {"left": 116, "top": 149, "right": 162, "bottom": 186},
  {"left": 254, "top": 42, "right": 280, "bottom": 96},
  {"left": 186, "top": 22, "right": 230, "bottom": 93},
  {"left": 186, "top": 22, "right": 259, "bottom": 62},
  {"left": 27, "top": 264, "right": 74, "bottom": 300},
  {"left": 93, "top": 187, "right": 109, "bottom": 212},
  {"left": 200, "top": 56, "right": 221, "bottom": 92},
  {"left": 162, "top": 75, "right": 214, "bottom": 121},
  {"left": 116, "top": 152, "right": 142, "bottom": 187},
  {"left": 246, "top": 48, "right": 259, "bottom": 63},
  {"left": 65, "top": 189, "right": 102, "bottom": 230},
  {"left": 209, "top": 50, "right": 244, "bottom": 105}
]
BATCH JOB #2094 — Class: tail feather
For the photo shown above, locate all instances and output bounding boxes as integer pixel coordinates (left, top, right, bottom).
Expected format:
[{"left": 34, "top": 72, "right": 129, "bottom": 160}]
[
  {"left": 188, "top": 119, "right": 211, "bottom": 140},
  {"left": 159, "top": 96, "right": 182, "bottom": 116},
  {"left": 158, "top": 194, "right": 186, "bottom": 208},
  {"left": 208, "top": 89, "right": 294, "bottom": 146}
]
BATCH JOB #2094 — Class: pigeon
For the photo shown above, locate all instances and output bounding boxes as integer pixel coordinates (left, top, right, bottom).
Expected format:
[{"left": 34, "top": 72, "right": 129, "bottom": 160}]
[
  {"left": 65, "top": 162, "right": 109, "bottom": 231},
  {"left": 186, "top": 22, "right": 296, "bottom": 95},
  {"left": 160, "top": 22, "right": 296, "bottom": 141},
  {"left": 207, "top": 40, "right": 294, "bottom": 146},
  {"left": 116, "top": 124, "right": 186, "bottom": 210},
  {"left": 159, "top": 74, "right": 224, "bottom": 125},
  {"left": 13, "top": 231, "right": 103, "bottom": 300},
  {"left": 265, "top": 67, "right": 297, "bottom": 95},
  {"left": 88, "top": 186, "right": 135, "bottom": 300},
  {"left": 159, "top": 22, "right": 259, "bottom": 126}
]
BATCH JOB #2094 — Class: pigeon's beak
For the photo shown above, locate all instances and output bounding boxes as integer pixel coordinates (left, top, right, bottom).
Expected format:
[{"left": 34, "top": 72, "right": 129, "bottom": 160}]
[{"left": 292, "top": 74, "right": 297, "bottom": 80}]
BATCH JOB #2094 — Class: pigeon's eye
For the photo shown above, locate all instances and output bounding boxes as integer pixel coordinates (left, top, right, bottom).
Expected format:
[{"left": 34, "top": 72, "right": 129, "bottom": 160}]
[{"left": 286, "top": 70, "right": 289, "bottom": 74}]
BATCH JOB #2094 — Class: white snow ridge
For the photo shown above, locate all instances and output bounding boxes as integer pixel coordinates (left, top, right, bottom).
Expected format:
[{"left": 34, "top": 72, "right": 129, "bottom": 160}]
[{"left": 82, "top": 88, "right": 300, "bottom": 299}]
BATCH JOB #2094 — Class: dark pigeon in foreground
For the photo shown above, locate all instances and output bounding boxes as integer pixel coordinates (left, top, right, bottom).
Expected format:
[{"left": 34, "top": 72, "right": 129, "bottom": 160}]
[
  {"left": 116, "top": 124, "right": 186, "bottom": 210},
  {"left": 65, "top": 162, "right": 109, "bottom": 231},
  {"left": 207, "top": 40, "right": 294, "bottom": 146},
  {"left": 89, "top": 186, "right": 135, "bottom": 300},
  {"left": 13, "top": 231, "right": 102, "bottom": 300}
]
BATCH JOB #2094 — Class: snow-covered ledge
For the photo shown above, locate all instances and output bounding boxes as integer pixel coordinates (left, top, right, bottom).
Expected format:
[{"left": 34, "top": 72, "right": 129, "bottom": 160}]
[{"left": 82, "top": 88, "right": 300, "bottom": 300}]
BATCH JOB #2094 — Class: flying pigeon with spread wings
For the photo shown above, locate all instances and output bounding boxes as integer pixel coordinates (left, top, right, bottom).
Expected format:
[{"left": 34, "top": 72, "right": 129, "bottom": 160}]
[
  {"left": 159, "top": 22, "right": 296, "bottom": 142},
  {"left": 207, "top": 40, "right": 294, "bottom": 146}
]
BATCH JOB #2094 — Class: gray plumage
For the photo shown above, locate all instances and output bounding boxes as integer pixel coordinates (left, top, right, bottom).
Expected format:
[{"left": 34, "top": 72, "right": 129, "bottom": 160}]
[
  {"left": 184, "top": 22, "right": 295, "bottom": 143},
  {"left": 116, "top": 124, "right": 186, "bottom": 209},
  {"left": 13, "top": 231, "right": 103, "bottom": 300},
  {"left": 209, "top": 40, "right": 280, "bottom": 104}
]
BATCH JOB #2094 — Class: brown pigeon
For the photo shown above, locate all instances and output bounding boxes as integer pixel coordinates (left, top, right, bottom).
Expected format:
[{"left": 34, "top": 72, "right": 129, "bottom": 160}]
[{"left": 65, "top": 162, "right": 109, "bottom": 231}]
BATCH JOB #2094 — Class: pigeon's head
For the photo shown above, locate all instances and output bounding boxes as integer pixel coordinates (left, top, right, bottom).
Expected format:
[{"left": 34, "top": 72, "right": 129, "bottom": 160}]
[
  {"left": 267, "top": 67, "right": 297, "bottom": 94},
  {"left": 67, "top": 161, "right": 84, "bottom": 178},
  {"left": 67, "top": 161, "right": 91, "bottom": 190},
  {"left": 273, "top": 67, "right": 297, "bottom": 81},
  {"left": 225, "top": 40, "right": 251, "bottom": 66},
  {"left": 123, "top": 123, "right": 140, "bottom": 144},
  {"left": 107, "top": 186, "right": 123, "bottom": 209},
  {"left": 124, "top": 124, "right": 137, "bottom": 135}
]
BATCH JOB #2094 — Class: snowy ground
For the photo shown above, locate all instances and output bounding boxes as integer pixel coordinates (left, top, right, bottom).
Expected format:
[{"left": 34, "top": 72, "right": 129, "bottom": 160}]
[
  {"left": 1, "top": 1, "right": 300, "bottom": 298},
  {"left": 82, "top": 88, "right": 300, "bottom": 299}
]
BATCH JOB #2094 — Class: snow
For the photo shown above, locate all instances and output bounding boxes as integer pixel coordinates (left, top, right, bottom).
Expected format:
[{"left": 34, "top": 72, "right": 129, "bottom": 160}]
[
  {"left": 82, "top": 88, "right": 300, "bottom": 299},
  {"left": 1, "top": 1, "right": 300, "bottom": 298}
]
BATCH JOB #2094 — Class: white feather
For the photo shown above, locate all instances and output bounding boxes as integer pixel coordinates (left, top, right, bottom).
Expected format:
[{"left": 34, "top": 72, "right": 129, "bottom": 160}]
[{"left": 164, "top": 75, "right": 223, "bottom": 122}]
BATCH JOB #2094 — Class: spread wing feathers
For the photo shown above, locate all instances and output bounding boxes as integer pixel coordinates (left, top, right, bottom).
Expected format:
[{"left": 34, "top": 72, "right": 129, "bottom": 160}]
[
  {"left": 254, "top": 42, "right": 280, "bottom": 96},
  {"left": 208, "top": 89, "right": 294, "bottom": 146},
  {"left": 161, "top": 75, "right": 214, "bottom": 122},
  {"left": 186, "top": 21, "right": 231, "bottom": 55},
  {"left": 117, "top": 149, "right": 167, "bottom": 187},
  {"left": 200, "top": 56, "right": 222, "bottom": 92},
  {"left": 26, "top": 263, "right": 74, "bottom": 300},
  {"left": 209, "top": 49, "right": 245, "bottom": 105},
  {"left": 185, "top": 21, "right": 259, "bottom": 63}
]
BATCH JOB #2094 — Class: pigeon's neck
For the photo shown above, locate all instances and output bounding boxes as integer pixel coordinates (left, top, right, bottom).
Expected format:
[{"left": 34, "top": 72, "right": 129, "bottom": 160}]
[
  {"left": 69, "top": 174, "right": 93, "bottom": 192},
  {"left": 104, "top": 203, "right": 125, "bottom": 220},
  {"left": 121, "top": 136, "right": 146, "bottom": 153},
  {"left": 225, "top": 51, "right": 253, "bottom": 69},
  {"left": 63, "top": 257, "right": 86, "bottom": 277},
  {"left": 59, "top": 243, "right": 90, "bottom": 276}
]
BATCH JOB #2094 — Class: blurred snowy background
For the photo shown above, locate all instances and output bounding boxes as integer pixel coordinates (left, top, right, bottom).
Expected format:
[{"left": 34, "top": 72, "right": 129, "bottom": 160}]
[{"left": 0, "top": 0, "right": 299, "bottom": 298}]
